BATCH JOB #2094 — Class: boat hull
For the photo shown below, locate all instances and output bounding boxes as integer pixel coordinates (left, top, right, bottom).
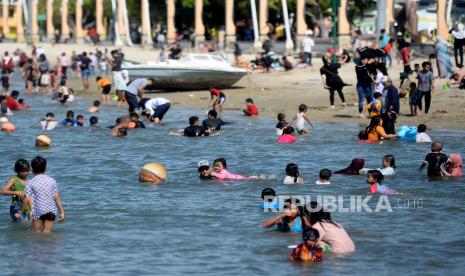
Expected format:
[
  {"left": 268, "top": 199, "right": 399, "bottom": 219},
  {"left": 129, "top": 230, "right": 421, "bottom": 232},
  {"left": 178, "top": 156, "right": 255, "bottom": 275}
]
[{"left": 123, "top": 67, "right": 247, "bottom": 91}]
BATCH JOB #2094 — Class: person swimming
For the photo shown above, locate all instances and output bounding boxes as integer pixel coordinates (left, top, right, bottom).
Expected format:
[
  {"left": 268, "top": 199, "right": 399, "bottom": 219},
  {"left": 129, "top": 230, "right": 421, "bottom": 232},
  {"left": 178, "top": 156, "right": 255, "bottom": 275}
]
[
  {"left": 40, "top": 112, "right": 58, "bottom": 130},
  {"left": 315, "top": 169, "right": 331, "bottom": 185},
  {"left": 259, "top": 188, "right": 280, "bottom": 210},
  {"left": 367, "top": 170, "right": 397, "bottom": 194},
  {"left": 419, "top": 141, "right": 448, "bottom": 177},
  {"left": 440, "top": 154, "right": 463, "bottom": 176},
  {"left": 360, "top": 155, "right": 396, "bottom": 176},
  {"left": 283, "top": 163, "right": 304, "bottom": 184},
  {"left": 197, "top": 160, "right": 213, "bottom": 180},
  {"left": 211, "top": 158, "right": 255, "bottom": 180},
  {"left": 277, "top": 126, "right": 297, "bottom": 144},
  {"left": 289, "top": 228, "right": 323, "bottom": 262},
  {"left": 262, "top": 198, "right": 303, "bottom": 233},
  {"left": 334, "top": 158, "right": 365, "bottom": 175}
]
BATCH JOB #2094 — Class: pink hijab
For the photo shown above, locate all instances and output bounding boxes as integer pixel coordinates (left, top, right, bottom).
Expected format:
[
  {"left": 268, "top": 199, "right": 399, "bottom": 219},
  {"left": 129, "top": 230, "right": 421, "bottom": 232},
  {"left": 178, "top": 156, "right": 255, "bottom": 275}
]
[{"left": 449, "top": 154, "right": 463, "bottom": 176}]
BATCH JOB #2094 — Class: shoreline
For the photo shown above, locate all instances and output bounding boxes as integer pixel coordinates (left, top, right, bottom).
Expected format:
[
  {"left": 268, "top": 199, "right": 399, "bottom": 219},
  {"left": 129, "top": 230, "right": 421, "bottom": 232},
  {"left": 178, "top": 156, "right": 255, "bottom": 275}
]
[{"left": 7, "top": 42, "right": 463, "bottom": 131}]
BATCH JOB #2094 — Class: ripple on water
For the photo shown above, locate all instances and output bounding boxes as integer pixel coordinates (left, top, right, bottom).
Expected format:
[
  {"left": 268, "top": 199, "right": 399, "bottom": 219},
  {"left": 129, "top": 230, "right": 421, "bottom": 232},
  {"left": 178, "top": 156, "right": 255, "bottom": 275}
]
[{"left": 0, "top": 92, "right": 464, "bottom": 274}]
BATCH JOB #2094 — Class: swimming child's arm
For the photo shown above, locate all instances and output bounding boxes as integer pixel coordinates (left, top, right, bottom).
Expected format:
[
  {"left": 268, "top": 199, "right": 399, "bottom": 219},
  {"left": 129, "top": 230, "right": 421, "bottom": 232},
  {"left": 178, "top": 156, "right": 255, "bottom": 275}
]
[
  {"left": 54, "top": 192, "right": 65, "bottom": 221},
  {"left": 303, "top": 114, "right": 315, "bottom": 128},
  {"left": 168, "top": 129, "right": 184, "bottom": 136},
  {"left": 419, "top": 160, "right": 428, "bottom": 172}
]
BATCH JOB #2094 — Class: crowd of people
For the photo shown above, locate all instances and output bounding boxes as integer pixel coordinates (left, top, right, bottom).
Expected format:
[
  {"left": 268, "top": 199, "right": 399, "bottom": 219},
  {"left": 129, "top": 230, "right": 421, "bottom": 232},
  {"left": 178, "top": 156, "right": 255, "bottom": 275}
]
[{"left": 0, "top": 27, "right": 463, "bottom": 264}]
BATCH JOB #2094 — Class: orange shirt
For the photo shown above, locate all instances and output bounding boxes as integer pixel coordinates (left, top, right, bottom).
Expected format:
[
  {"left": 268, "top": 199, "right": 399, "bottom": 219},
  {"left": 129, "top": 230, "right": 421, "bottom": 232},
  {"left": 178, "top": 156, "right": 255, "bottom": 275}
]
[
  {"left": 97, "top": 78, "right": 111, "bottom": 88},
  {"left": 367, "top": 126, "right": 388, "bottom": 141}
]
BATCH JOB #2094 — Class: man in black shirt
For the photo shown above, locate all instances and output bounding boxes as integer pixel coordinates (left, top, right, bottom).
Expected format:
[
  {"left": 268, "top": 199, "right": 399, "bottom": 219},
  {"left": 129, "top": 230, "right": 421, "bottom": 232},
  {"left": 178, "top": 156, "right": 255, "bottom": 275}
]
[
  {"left": 420, "top": 142, "right": 448, "bottom": 177},
  {"left": 355, "top": 56, "right": 373, "bottom": 118},
  {"left": 202, "top": 110, "right": 224, "bottom": 130},
  {"left": 184, "top": 116, "right": 211, "bottom": 137},
  {"left": 80, "top": 52, "right": 92, "bottom": 90}
]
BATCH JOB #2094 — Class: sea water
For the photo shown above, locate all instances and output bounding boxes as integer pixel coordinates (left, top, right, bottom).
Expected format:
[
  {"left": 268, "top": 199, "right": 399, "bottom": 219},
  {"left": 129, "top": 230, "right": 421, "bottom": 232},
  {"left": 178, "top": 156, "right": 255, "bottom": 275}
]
[{"left": 0, "top": 76, "right": 465, "bottom": 275}]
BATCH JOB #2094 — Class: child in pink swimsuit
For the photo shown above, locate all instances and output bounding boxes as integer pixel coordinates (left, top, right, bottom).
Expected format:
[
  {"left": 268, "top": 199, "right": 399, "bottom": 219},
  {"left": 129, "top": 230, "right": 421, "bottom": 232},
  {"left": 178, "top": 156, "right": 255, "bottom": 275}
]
[
  {"left": 211, "top": 158, "right": 255, "bottom": 180},
  {"left": 277, "top": 126, "right": 297, "bottom": 144}
]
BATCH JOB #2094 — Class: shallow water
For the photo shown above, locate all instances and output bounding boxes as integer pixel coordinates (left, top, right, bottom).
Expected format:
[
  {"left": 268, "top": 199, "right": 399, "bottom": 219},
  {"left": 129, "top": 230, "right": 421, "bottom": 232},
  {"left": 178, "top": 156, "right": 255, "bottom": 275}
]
[{"left": 1, "top": 74, "right": 465, "bottom": 275}]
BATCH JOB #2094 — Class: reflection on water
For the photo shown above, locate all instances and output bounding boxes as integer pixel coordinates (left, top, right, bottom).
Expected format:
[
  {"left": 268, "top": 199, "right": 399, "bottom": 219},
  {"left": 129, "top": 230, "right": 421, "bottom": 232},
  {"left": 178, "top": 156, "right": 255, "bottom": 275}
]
[{"left": 0, "top": 76, "right": 465, "bottom": 274}]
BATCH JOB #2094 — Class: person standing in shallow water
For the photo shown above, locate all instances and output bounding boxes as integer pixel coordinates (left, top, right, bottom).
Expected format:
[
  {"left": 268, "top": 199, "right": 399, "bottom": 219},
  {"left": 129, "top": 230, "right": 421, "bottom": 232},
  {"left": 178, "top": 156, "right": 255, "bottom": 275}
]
[{"left": 18, "top": 156, "right": 65, "bottom": 233}]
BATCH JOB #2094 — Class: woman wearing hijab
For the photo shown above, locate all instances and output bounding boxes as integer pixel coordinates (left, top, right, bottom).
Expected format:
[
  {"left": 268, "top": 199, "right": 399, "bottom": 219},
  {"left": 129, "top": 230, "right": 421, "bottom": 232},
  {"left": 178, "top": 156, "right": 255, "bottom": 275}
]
[
  {"left": 435, "top": 36, "right": 453, "bottom": 78},
  {"left": 320, "top": 55, "right": 348, "bottom": 108},
  {"left": 441, "top": 154, "right": 463, "bottom": 176},
  {"left": 334, "top": 158, "right": 365, "bottom": 175}
]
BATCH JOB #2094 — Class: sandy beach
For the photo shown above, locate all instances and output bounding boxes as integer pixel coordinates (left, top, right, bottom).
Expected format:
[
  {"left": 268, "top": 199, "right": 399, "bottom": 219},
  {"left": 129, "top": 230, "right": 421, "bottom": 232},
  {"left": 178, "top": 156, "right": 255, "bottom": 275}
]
[{"left": 2, "top": 42, "right": 464, "bottom": 130}]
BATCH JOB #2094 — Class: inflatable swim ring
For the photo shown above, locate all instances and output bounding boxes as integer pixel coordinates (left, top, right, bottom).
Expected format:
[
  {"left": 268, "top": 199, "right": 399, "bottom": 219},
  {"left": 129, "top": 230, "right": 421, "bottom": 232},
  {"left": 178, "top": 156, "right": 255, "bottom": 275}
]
[
  {"left": 397, "top": 125, "right": 417, "bottom": 142},
  {"left": 1, "top": 122, "right": 16, "bottom": 132}
]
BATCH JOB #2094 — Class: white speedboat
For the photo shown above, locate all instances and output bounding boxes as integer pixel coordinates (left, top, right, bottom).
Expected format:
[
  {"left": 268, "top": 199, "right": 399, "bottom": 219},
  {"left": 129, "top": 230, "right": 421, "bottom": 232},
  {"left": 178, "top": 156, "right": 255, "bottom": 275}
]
[{"left": 122, "top": 53, "right": 247, "bottom": 91}]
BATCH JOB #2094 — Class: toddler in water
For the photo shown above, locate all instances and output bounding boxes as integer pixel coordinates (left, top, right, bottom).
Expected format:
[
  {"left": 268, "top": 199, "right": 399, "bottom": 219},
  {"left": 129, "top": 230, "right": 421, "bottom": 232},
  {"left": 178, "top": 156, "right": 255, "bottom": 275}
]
[
  {"left": 197, "top": 160, "right": 213, "bottom": 180},
  {"left": 289, "top": 228, "right": 323, "bottom": 262},
  {"left": 315, "top": 169, "right": 331, "bottom": 185},
  {"left": 17, "top": 98, "right": 29, "bottom": 110},
  {"left": 129, "top": 112, "right": 145, "bottom": 128},
  {"left": 89, "top": 116, "right": 99, "bottom": 128},
  {"left": 367, "top": 170, "right": 397, "bottom": 194},
  {"left": 243, "top": 98, "right": 259, "bottom": 116},
  {"left": 283, "top": 163, "right": 304, "bottom": 184},
  {"left": 0, "top": 159, "right": 30, "bottom": 221},
  {"left": 367, "top": 92, "right": 382, "bottom": 118},
  {"left": 89, "top": 100, "right": 101, "bottom": 113},
  {"left": 416, "top": 124, "right": 432, "bottom": 143},
  {"left": 420, "top": 141, "right": 448, "bottom": 177},
  {"left": 262, "top": 198, "right": 303, "bottom": 233},
  {"left": 291, "top": 104, "right": 315, "bottom": 135},
  {"left": 277, "top": 126, "right": 297, "bottom": 144},
  {"left": 211, "top": 158, "right": 255, "bottom": 180},
  {"left": 276, "top": 113, "right": 288, "bottom": 135}
]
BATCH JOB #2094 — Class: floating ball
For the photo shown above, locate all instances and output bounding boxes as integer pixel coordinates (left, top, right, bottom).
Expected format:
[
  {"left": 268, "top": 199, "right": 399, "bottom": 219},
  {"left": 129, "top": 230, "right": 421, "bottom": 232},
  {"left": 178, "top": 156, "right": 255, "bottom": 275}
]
[
  {"left": 35, "top": 134, "right": 52, "bottom": 147},
  {"left": 1, "top": 122, "right": 16, "bottom": 132},
  {"left": 139, "top": 163, "right": 167, "bottom": 184}
]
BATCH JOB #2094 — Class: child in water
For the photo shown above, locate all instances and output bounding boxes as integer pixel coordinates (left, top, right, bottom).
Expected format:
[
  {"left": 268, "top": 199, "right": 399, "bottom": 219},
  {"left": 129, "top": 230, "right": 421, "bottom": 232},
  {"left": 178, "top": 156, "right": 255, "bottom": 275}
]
[
  {"left": 291, "top": 104, "right": 315, "bottom": 135},
  {"left": 259, "top": 188, "right": 280, "bottom": 210},
  {"left": 277, "top": 126, "right": 297, "bottom": 143},
  {"left": 289, "top": 228, "right": 323, "bottom": 262},
  {"left": 18, "top": 156, "right": 65, "bottom": 233},
  {"left": 262, "top": 198, "right": 303, "bottom": 233},
  {"left": 243, "top": 98, "right": 259, "bottom": 116},
  {"left": 211, "top": 158, "right": 256, "bottom": 180},
  {"left": 88, "top": 100, "right": 101, "bottom": 113},
  {"left": 360, "top": 155, "right": 396, "bottom": 176},
  {"left": 283, "top": 163, "right": 304, "bottom": 184},
  {"left": 276, "top": 113, "right": 288, "bottom": 135},
  {"left": 17, "top": 98, "right": 29, "bottom": 110},
  {"left": 367, "top": 170, "right": 397, "bottom": 194},
  {"left": 0, "top": 159, "right": 31, "bottom": 221},
  {"left": 61, "top": 110, "right": 77, "bottom": 126},
  {"left": 416, "top": 124, "right": 432, "bottom": 143},
  {"left": 129, "top": 112, "right": 145, "bottom": 128},
  {"left": 76, "top": 115, "right": 86, "bottom": 127},
  {"left": 315, "top": 169, "right": 331, "bottom": 185},
  {"left": 419, "top": 141, "right": 448, "bottom": 177},
  {"left": 40, "top": 112, "right": 58, "bottom": 130}
]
